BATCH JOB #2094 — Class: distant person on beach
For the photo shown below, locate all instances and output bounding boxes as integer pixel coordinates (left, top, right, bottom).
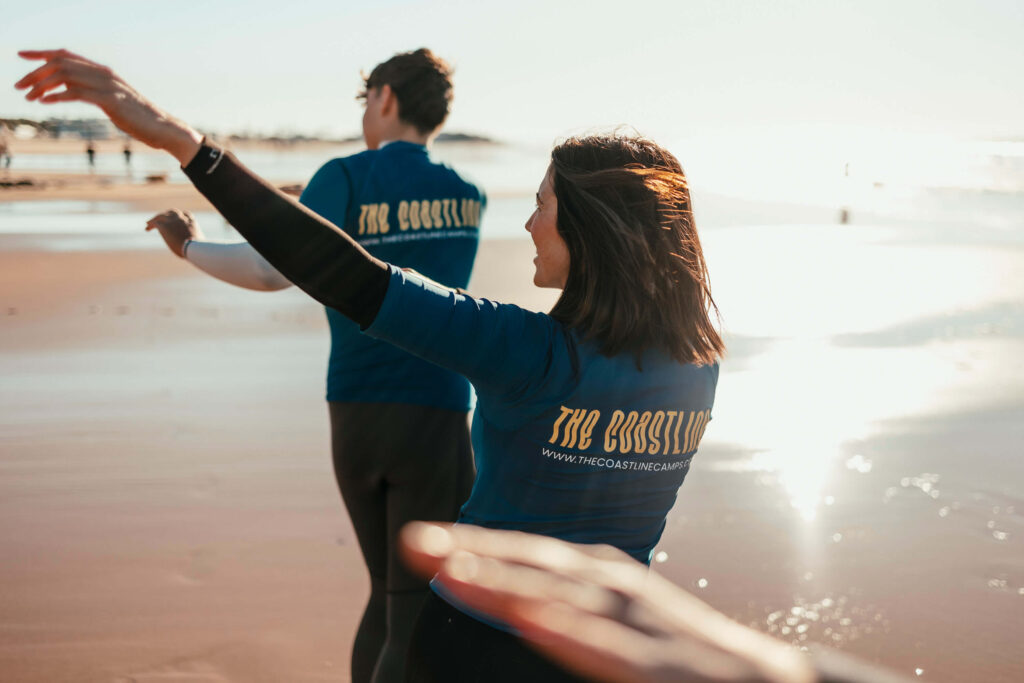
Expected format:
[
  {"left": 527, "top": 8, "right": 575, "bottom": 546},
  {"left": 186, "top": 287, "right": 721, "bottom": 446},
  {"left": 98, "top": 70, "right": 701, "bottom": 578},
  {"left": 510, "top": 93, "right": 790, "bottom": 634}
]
[
  {"left": 85, "top": 139, "right": 95, "bottom": 168},
  {"left": 123, "top": 139, "right": 132, "bottom": 166},
  {"left": 399, "top": 522, "right": 914, "bottom": 683},
  {"left": 17, "top": 50, "right": 729, "bottom": 683},
  {"left": 144, "top": 49, "right": 483, "bottom": 683},
  {"left": 0, "top": 127, "right": 11, "bottom": 169}
]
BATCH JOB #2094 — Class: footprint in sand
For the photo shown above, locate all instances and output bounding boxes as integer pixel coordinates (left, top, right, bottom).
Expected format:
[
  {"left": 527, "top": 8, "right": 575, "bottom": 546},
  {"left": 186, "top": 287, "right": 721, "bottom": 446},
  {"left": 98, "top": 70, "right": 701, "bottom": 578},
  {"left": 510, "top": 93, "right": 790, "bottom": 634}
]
[{"left": 169, "top": 547, "right": 218, "bottom": 586}]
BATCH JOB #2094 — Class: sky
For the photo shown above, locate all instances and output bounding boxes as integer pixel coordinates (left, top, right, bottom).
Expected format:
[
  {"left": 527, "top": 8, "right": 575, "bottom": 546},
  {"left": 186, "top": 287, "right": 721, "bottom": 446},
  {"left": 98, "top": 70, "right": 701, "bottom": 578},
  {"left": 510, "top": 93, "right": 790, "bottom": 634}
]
[{"left": 1, "top": 0, "right": 1022, "bottom": 146}]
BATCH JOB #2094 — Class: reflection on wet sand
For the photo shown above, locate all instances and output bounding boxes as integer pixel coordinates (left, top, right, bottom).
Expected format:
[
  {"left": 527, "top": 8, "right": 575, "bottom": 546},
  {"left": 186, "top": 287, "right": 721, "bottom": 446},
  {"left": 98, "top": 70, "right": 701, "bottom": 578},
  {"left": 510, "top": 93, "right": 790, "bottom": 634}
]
[{"left": 657, "top": 222, "right": 1024, "bottom": 681}]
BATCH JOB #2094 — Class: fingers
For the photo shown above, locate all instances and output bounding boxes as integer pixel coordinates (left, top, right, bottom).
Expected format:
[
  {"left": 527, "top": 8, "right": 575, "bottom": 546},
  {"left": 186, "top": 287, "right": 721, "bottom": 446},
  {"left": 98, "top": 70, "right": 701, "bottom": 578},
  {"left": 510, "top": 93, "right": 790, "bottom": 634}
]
[
  {"left": 147, "top": 209, "right": 179, "bottom": 223},
  {"left": 431, "top": 523, "right": 604, "bottom": 572},
  {"left": 402, "top": 522, "right": 589, "bottom": 584},
  {"left": 18, "top": 49, "right": 88, "bottom": 62},
  {"left": 399, "top": 521, "right": 455, "bottom": 580},
  {"left": 24, "top": 71, "right": 75, "bottom": 101},
  {"left": 16, "top": 51, "right": 95, "bottom": 89},
  {"left": 401, "top": 522, "right": 584, "bottom": 583},
  {"left": 146, "top": 209, "right": 189, "bottom": 223},
  {"left": 510, "top": 602, "right": 668, "bottom": 683},
  {"left": 576, "top": 542, "right": 634, "bottom": 563},
  {"left": 144, "top": 209, "right": 191, "bottom": 233},
  {"left": 402, "top": 524, "right": 689, "bottom": 635},
  {"left": 14, "top": 60, "right": 61, "bottom": 90},
  {"left": 437, "top": 551, "right": 528, "bottom": 623},
  {"left": 16, "top": 52, "right": 113, "bottom": 105},
  {"left": 39, "top": 89, "right": 84, "bottom": 104},
  {"left": 439, "top": 548, "right": 688, "bottom": 642},
  {"left": 401, "top": 522, "right": 646, "bottom": 602},
  {"left": 17, "top": 48, "right": 202, "bottom": 163},
  {"left": 436, "top": 549, "right": 626, "bottom": 626},
  {"left": 145, "top": 211, "right": 172, "bottom": 230}
]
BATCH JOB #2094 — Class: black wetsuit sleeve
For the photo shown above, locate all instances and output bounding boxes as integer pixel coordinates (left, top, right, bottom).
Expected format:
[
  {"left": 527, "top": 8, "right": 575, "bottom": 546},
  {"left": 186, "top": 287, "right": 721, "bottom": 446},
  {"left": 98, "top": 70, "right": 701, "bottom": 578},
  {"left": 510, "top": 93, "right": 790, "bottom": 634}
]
[{"left": 182, "top": 141, "right": 389, "bottom": 328}]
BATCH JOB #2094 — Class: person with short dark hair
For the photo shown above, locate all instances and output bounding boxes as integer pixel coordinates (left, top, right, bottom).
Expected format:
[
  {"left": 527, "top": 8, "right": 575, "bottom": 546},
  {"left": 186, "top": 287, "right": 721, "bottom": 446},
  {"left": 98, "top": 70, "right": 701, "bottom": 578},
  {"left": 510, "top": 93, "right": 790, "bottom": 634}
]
[
  {"left": 138, "top": 48, "right": 484, "bottom": 683},
  {"left": 357, "top": 48, "right": 454, "bottom": 139},
  {"left": 19, "top": 51, "right": 725, "bottom": 683}
]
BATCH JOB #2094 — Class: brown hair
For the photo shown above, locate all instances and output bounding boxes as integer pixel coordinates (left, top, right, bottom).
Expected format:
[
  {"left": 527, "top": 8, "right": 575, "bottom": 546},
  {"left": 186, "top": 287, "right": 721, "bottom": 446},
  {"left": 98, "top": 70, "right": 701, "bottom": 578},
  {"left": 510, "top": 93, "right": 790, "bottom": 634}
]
[
  {"left": 357, "top": 48, "right": 454, "bottom": 134},
  {"left": 548, "top": 133, "right": 724, "bottom": 366}
]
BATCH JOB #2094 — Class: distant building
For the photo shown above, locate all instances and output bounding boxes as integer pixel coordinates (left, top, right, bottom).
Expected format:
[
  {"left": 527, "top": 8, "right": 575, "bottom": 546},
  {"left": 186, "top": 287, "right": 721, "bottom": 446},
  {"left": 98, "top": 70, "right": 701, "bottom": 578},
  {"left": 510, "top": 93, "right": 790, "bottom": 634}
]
[
  {"left": 0, "top": 118, "right": 47, "bottom": 138},
  {"left": 47, "top": 118, "right": 117, "bottom": 140},
  {"left": 0, "top": 117, "right": 118, "bottom": 140},
  {"left": 13, "top": 124, "right": 38, "bottom": 140}
]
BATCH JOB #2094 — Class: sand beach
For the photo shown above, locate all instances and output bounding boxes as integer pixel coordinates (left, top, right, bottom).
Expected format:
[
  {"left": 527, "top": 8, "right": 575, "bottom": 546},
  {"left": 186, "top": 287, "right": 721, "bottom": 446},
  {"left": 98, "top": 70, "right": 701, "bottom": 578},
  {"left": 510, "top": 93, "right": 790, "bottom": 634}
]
[{"left": 1, "top": 147, "right": 1023, "bottom": 682}]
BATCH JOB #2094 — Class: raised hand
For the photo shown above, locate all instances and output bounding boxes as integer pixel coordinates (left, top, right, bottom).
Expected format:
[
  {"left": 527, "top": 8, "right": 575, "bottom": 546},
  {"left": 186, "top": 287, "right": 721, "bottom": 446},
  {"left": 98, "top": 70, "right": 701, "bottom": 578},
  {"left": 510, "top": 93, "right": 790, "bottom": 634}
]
[
  {"left": 145, "top": 209, "right": 206, "bottom": 258},
  {"left": 15, "top": 49, "right": 202, "bottom": 166},
  {"left": 400, "top": 522, "right": 815, "bottom": 683}
]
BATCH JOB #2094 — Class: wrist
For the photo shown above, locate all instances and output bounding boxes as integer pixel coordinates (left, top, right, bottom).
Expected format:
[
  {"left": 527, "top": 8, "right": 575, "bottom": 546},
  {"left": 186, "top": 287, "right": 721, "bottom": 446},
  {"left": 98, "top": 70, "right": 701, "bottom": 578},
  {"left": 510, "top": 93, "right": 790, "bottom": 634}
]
[{"left": 165, "top": 124, "right": 203, "bottom": 167}]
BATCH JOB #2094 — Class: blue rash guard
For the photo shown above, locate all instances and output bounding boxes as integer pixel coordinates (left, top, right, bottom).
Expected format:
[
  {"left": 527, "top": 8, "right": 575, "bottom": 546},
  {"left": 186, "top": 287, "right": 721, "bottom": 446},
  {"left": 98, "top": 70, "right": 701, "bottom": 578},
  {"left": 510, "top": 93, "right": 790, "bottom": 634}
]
[
  {"left": 366, "top": 267, "right": 719, "bottom": 565},
  {"left": 299, "top": 141, "right": 485, "bottom": 410}
]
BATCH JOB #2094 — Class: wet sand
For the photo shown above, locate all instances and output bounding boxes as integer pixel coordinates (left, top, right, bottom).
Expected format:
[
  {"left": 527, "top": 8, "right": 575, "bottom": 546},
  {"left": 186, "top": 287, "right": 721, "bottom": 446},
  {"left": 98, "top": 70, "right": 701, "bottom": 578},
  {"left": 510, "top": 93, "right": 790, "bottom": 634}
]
[
  {"left": 0, "top": 171, "right": 216, "bottom": 212},
  {"left": 0, "top": 237, "right": 554, "bottom": 683},
  {"left": 1, "top": 212, "right": 1023, "bottom": 681}
]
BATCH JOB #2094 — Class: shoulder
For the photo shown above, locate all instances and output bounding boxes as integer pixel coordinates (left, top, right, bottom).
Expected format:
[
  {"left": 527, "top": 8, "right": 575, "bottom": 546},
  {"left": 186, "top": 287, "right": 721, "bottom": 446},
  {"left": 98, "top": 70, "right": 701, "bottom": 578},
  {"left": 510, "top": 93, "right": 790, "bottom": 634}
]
[
  {"left": 309, "top": 156, "right": 357, "bottom": 182},
  {"left": 300, "top": 157, "right": 359, "bottom": 208},
  {"left": 340, "top": 148, "right": 378, "bottom": 164},
  {"left": 433, "top": 160, "right": 487, "bottom": 201},
  {"left": 318, "top": 148, "right": 387, "bottom": 175},
  {"left": 402, "top": 147, "right": 482, "bottom": 197}
]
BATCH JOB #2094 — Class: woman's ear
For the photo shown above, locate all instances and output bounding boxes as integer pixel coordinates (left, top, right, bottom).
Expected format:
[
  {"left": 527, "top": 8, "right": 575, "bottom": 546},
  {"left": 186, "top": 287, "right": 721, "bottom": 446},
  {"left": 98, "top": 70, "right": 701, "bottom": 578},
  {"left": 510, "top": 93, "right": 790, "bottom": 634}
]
[{"left": 378, "top": 84, "right": 397, "bottom": 118}]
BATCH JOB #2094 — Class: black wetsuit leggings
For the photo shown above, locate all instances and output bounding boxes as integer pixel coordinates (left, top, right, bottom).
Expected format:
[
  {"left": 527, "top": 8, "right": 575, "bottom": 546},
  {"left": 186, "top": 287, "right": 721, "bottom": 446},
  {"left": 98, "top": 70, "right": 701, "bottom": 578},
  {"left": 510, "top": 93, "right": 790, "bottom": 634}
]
[
  {"left": 406, "top": 593, "right": 589, "bottom": 682},
  {"left": 329, "top": 401, "right": 473, "bottom": 683}
]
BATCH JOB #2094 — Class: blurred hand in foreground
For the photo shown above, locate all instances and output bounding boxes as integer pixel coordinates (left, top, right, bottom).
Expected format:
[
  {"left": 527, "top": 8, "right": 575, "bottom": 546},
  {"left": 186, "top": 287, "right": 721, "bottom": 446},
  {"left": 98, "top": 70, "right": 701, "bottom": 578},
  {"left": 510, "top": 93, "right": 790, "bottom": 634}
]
[
  {"left": 146, "top": 209, "right": 205, "bottom": 258},
  {"left": 14, "top": 49, "right": 202, "bottom": 165},
  {"left": 400, "top": 522, "right": 816, "bottom": 683}
]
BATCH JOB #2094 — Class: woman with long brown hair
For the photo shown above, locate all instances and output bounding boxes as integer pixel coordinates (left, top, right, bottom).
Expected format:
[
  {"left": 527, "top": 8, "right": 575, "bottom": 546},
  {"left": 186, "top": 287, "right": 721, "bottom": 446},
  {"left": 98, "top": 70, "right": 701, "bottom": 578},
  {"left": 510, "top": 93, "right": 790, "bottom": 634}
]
[{"left": 17, "top": 49, "right": 726, "bottom": 683}]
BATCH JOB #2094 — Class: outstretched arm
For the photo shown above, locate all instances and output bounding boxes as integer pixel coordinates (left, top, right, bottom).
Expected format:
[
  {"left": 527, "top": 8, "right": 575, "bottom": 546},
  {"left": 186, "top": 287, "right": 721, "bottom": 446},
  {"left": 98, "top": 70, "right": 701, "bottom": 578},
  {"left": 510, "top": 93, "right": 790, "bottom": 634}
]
[
  {"left": 146, "top": 209, "right": 292, "bottom": 292},
  {"left": 16, "top": 50, "right": 386, "bottom": 325},
  {"left": 187, "top": 241, "right": 293, "bottom": 292}
]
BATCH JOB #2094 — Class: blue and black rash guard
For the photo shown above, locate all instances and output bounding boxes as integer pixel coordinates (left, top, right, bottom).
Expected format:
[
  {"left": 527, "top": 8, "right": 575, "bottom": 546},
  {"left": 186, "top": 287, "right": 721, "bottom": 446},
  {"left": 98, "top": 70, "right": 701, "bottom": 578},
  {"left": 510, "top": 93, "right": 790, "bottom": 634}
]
[
  {"left": 183, "top": 142, "right": 718, "bottom": 565},
  {"left": 368, "top": 268, "right": 718, "bottom": 562},
  {"left": 300, "top": 142, "right": 484, "bottom": 410}
]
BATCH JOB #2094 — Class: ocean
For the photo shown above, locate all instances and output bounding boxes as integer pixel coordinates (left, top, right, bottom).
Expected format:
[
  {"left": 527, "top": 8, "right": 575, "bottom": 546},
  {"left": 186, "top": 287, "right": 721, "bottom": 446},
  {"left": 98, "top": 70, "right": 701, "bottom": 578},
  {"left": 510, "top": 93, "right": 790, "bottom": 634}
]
[{"left": 3, "top": 133, "right": 1023, "bottom": 249}]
